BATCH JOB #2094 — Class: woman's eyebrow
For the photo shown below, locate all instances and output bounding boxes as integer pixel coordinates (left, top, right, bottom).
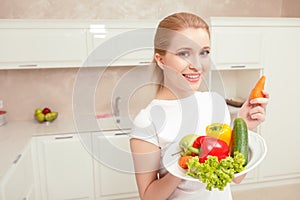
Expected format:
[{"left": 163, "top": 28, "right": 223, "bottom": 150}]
[
  {"left": 176, "top": 46, "right": 210, "bottom": 52},
  {"left": 176, "top": 47, "right": 192, "bottom": 51},
  {"left": 202, "top": 46, "right": 210, "bottom": 50}
]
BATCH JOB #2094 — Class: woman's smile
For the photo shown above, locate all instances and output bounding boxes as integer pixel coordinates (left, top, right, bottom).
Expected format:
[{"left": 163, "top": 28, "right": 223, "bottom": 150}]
[{"left": 182, "top": 73, "right": 201, "bottom": 82}]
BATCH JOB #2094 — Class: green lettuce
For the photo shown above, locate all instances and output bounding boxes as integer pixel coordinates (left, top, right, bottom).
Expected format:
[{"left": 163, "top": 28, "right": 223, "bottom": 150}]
[{"left": 186, "top": 152, "right": 246, "bottom": 191}]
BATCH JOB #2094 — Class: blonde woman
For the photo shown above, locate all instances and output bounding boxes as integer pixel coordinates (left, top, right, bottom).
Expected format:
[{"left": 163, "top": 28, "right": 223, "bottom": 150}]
[{"left": 130, "top": 12, "right": 269, "bottom": 200}]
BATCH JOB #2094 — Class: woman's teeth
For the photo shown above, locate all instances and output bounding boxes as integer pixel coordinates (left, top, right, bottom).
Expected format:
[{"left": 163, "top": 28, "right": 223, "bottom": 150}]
[{"left": 183, "top": 74, "right": 199, "bottom": 79}]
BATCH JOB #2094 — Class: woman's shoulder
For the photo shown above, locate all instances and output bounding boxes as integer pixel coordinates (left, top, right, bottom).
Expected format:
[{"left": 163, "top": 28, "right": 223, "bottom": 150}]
[
  {"left": 133, "top": 107, "right": 152, "bottom": 128},
  {"left": 132, "top": 98, "right": 177, "bottom": 128}
]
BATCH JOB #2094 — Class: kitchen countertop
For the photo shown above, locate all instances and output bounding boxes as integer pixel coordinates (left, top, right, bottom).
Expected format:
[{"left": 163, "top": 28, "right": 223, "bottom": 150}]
[{"left": 0, "top": 116, "right": 132, "bottom": 179}]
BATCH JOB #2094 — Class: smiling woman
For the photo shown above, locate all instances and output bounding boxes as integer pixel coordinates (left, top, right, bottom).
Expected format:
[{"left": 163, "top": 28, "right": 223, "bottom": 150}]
[
  {"left": 155, "top": 27, "right": 211, "bottom": 94},
  {"left": 129, "top": 12, "right": 269, "bottom": 200},
  {"left": 152, "top": 13, "right": 211, "bottom": 99}
]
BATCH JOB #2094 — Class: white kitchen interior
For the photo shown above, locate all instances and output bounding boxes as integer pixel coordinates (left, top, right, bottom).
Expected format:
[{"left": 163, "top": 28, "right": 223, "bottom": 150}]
[{"left": 1, "top": 1, "right": 300, "bottom": 200}]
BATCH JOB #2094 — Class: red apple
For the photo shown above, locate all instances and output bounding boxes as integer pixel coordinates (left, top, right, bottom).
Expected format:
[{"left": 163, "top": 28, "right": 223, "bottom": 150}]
[{"left": 42, "top": 107, "right": 51, "bottom": 114}]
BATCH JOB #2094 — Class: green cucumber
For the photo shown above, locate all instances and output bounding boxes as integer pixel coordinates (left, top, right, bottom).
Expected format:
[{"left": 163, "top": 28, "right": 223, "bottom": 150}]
[{"left": 231, "top": 118, "right": 248, "bottom": 166}]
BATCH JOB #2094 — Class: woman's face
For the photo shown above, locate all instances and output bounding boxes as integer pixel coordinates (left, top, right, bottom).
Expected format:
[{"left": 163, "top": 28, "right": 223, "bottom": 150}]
[{"left": 155, "top": 28, "right": 210, "bottom": 92}]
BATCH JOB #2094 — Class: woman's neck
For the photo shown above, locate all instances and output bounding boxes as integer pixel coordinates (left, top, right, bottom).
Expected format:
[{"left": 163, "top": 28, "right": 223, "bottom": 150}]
[{"left": 156, "top": 86, "right": 195, "bottom": 100}]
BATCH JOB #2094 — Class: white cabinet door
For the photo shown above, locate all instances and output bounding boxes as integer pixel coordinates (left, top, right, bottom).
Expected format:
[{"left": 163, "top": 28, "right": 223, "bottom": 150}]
[
  {"left": 92, "top": 130, "right": 139, "bottom": 200},
  {"left": 259, "top": 26, "right": 300, "bottom": 182},
  {"left": 0, "top": 143, "right": 35, "bottom": 200},
  {"left": 210, "top": 26, "right": 262, "bottom": 70},
  {"left": 86, "top": 25, "right": 155, "bottom": 67},
  {"left": 0, "top": 22, "right": 87, "bottom": 69},
  {"left": 34, "top": 134, "right": 94, "bottom": 200}
]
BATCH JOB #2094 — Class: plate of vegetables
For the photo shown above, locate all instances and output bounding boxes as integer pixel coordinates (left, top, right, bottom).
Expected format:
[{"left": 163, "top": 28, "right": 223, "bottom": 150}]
[{"left": 162, "top": 118, "right": 267, "bottom": 191}]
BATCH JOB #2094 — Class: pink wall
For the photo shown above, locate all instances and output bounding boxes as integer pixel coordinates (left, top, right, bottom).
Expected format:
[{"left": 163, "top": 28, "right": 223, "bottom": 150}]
[
  {"left": 0, "top": 0, "right": 286, "bottom": 19},
  {"left": 0, "top": 0, "right": 299, "bottom": 121}
]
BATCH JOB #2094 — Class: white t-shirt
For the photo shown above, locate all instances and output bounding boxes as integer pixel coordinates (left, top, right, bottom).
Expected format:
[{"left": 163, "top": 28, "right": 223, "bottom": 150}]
[{"left": 130, "top": 92, "right": 232, "bottom": 200}]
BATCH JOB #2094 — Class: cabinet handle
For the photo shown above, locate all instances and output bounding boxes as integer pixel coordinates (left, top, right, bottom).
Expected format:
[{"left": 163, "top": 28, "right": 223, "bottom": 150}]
[
  {"left": 114, "top": 132, "right": 129, "bottom": 136},
  {"left": 55, "top": 135, "right": 73, "bottom": 140},
  {"left": 18, "top": 64, "right": 38, "bottom": 68},
  {"left": 138, "top": 61, "right": 151, "bottom": 64},
  {"left": 230, "top": 65, "right": 246, "bottom": 69},
  {"left": 13, "top": 154, "right": 22, "bottom": 164}
]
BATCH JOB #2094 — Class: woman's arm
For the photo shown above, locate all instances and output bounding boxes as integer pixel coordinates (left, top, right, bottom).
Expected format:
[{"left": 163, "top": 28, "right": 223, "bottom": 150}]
[{"left": 130, "top": 138, "right": 181, "bottom": 200}]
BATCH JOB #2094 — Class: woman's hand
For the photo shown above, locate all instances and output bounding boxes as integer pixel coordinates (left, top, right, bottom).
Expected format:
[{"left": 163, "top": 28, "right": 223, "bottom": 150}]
[{"left": 237, "top": 90, "right": 269, "bottom": 130}]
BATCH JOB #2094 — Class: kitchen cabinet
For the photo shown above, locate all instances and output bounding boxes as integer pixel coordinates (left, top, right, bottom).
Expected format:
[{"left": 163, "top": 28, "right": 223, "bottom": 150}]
[
  {"left": 33, "top": 134, "right": 94, "bottom": 200},
  {"left": 210, "top": 17, "right": 263, "bottom": 70},
  {"left": 92, "top": 130, "right": 139, "bottom": 200},
  {"left": 32, "top": 131, "right": 139, "bottom": 200},
  {"left": 259, "top": 24, "right": 300, "bottom": 183},
  {"left": 0, "top": 20, "right": 156, "bottom": 69},
  {"left": 86, "top": 22, "right": 155, "bottom": 67},
  {"left": 211, "top": 17, "right": 300, "bottom": 191},
  {"left": 0, "top": 142, "right": 35, "bottom": 200},
  {"left": 208, "top": 66, "right": 263, "bottom": 124},
  {"left": 0, "top": 20, "right": 88, "bottom": 69}
]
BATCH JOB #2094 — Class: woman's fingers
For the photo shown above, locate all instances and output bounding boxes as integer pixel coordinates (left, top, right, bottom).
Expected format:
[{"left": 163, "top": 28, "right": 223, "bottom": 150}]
[
  {"left": 250, "top": 97, "right": 269, "bottom": 106},
  {"left": 249, "top": 90, "right": 269, "bottom": 109},
  {"left": 248, "top": 105, "right": 266, "bottom": 121}
]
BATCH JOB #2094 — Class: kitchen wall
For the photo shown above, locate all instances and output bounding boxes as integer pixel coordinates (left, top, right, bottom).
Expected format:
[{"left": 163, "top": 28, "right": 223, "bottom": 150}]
[{"left": 0, "top": 0, "right": 299, "bottom": 121}]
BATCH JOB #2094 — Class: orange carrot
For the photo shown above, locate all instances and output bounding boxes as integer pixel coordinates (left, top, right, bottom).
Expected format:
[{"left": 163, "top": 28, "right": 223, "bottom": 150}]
[
  {"left": 250, "top": 75, "right": 266, "bottom": 100},
  {"left": 178, "top": 156, "right": 193, "bottom": 169}
]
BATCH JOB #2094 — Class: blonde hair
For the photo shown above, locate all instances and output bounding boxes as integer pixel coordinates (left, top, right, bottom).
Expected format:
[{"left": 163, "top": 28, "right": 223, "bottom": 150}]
[{"left": 151, "top": 12, "right": 210, "bottom": 89}]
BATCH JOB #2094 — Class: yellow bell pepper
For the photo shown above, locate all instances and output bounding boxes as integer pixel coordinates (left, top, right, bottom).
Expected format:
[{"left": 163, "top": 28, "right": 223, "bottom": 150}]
[{"left": 206, "top": 123, "right": 232, "bottom": 146}]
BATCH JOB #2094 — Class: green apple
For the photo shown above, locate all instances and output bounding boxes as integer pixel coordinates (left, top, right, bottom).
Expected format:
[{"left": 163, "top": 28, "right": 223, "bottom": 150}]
[
  {"left": 51, "top": 111, "right": 58, "bottom": 120},
  {"left": 45, "top": 113, "right": 54, "bottom": 122},
  {"left": 35, "top": 113, "right": 45, "bottom": 123},
  {"left": 34, "top": 108, "right": 43, "bottom": 116}
]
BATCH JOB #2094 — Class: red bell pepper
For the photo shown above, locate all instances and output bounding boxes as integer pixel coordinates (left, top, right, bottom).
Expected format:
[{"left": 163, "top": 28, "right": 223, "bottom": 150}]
[{"left": 190, "top": 136, "right": 229, "bottom": 163}]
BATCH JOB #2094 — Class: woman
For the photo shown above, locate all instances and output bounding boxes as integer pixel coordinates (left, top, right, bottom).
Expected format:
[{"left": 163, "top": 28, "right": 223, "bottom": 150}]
[{"left": 130, "top": 12, "right": 269, "bottom": 200}]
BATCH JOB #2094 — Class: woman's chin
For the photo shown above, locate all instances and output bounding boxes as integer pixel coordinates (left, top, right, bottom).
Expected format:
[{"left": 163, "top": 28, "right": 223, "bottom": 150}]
[{"left": 188, "top": 81, "right": 201, "bottom": 91}]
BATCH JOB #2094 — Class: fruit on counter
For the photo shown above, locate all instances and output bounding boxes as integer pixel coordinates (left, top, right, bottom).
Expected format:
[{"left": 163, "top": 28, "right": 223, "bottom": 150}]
[
  {"left": 34, "top": 107, "right": 58, "bottom": 123},
  {"left": 206, "top": 123, "right": 232, "bottom": 146},
  {"left": 34, "top": 108, "right": 43, "bottom": 115},
  {"left": 42, "top": 107, "right": 51, "bottom": 114},
  {"left": 45, "top": 112, "right": 58, "bottom": 121},
  {"left": 250, "top": 75, "right": 266, "bottom": 100},
  {"left": 230, "top": 118, "right": 249, "bottom": 166},
  {"left": 35, "top": 113, "right": 45, "bottom": 123}
]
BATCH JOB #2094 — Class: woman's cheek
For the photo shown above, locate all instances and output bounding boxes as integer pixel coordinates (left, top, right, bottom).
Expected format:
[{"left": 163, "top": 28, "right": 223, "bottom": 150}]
[
  {"left": 169, "top": 58, "right": 189, "bottom": 72},
  {"left": 200, "top": 57, "right": 211, "bottom": 72}
]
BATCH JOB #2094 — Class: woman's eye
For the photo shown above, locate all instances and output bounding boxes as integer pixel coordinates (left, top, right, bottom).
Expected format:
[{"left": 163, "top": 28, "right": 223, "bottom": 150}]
[
  {"left": 200, "top": 50, "right": 210, "bottom": 56},
  {"left": 176, "top": 51, "right": 190, "bottom": 57}
]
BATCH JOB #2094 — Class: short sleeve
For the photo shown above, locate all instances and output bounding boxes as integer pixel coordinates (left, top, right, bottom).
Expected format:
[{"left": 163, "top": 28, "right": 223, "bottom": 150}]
[{"left": 130, "top": 108, "right": 159, "bottom": 147}]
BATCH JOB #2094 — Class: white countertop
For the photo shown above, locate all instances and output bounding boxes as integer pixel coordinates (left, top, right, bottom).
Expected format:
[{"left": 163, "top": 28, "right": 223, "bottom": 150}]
[{"left": 0, "top": 116, "right": 132, "bottom": 178}]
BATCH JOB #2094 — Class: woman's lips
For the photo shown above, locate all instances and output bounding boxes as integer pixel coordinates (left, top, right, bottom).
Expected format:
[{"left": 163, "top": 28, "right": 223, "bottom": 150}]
[{"left": 182, "top": 73, "right": 200, "bottom": 82}]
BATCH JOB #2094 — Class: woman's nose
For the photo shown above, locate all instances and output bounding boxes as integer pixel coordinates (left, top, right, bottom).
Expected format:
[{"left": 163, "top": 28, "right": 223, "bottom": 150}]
[{"left": 188, "top": 58, "right": 203, "bottom": 71}]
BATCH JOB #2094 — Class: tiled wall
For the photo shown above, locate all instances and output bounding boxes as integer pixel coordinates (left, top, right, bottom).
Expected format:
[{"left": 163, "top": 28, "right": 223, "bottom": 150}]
[{"left": 0, "top": 0, "right": 299, "bottom": 121}]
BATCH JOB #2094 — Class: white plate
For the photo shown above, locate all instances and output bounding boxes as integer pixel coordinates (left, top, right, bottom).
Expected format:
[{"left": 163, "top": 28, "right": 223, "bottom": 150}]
[{"left": 162, "top": 131, "right": 267, "bottom": 181}]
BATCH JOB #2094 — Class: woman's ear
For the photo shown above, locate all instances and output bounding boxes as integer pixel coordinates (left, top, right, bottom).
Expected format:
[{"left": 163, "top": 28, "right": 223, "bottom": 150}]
[{"left": 154, "top": 53, "right": 165, "bottom": 69}]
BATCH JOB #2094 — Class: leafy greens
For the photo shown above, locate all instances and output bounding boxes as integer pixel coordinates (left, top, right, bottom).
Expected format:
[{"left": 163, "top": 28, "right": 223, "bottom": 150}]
[{"left": 186, "top": 151, "right": 246, "bottom": 191}]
